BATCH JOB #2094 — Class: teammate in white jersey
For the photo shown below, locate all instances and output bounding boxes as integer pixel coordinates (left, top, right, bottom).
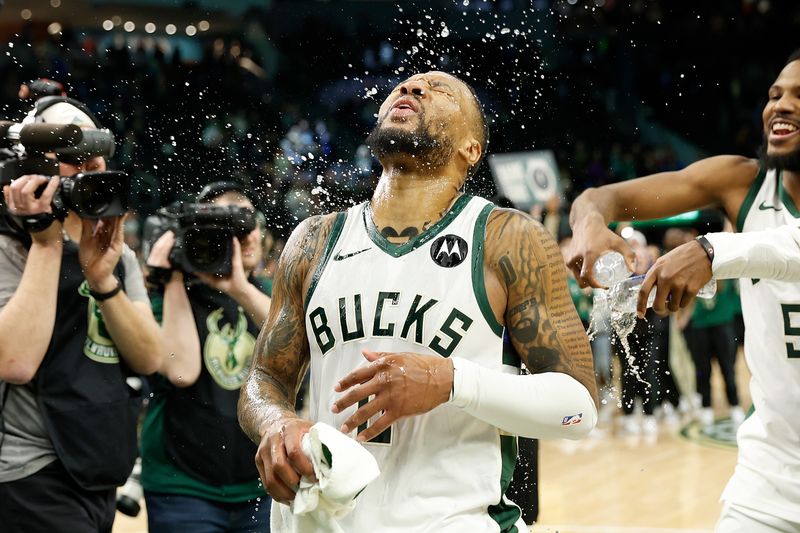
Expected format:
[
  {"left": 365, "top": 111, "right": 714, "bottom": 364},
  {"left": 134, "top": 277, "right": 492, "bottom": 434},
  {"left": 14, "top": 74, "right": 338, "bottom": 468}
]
[
  {"left": 567, "top": 50, "right": 800, "bottom": 532},
  {"left": 239, "top": 71, "right": 598, "bottom": 532}
]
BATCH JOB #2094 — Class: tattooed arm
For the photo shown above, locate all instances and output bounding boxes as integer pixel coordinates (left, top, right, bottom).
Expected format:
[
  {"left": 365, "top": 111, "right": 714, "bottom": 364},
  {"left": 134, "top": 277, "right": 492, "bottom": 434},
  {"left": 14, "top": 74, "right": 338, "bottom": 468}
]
[
  {"left": 435, "top": 208, "right": 598, "bottom": 439},
  {"left": 486, "top": 208, "right": 599, "bottom": 406},
  {"left": 238, "top": 213, "right": 337, "bottom": 504}
]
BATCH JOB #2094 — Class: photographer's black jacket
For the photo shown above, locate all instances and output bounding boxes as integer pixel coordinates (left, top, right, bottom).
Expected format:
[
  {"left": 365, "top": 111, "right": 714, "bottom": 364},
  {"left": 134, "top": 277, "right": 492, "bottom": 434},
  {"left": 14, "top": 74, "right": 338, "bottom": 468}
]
[
  {"left": 35, "top": 240, "right": 140, "bottom": 491},
  {"left": 158, "top": 278, "right": 267, "bottom": 486}
]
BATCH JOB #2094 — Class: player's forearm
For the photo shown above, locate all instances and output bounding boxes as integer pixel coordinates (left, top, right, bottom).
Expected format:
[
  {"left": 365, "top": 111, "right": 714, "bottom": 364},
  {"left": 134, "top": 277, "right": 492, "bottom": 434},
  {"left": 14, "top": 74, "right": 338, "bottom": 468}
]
[
  {"left": 159, "top": 276, "right": 202, "bottom": 386},
  {"left": 100, "top": 295, "right": 163, "bottom": 375},
  {"left": 0, "top": 240, "right": 62, "bottom": 383},
  {"left": 449, "top": 358, "right": 597, "bottom": 439},
  {"left": 569, "top": 188, "right": 617, "bottom": 229},
  {"left": 238, "top": 368, "right": 299, "bottom": 444},
  {"left": 706, "top": 226, "right": 800, "bottom": 281}
]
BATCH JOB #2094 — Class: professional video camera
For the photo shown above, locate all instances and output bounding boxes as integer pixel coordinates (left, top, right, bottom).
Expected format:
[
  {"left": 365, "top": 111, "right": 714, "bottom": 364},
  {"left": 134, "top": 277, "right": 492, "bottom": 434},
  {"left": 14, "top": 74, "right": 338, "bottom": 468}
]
[
  {"left": 0, "top": 119, "right": 128, "bottom": 226},
  {"left": 143, "top": 202, "right": 258, "bottom": 275}
]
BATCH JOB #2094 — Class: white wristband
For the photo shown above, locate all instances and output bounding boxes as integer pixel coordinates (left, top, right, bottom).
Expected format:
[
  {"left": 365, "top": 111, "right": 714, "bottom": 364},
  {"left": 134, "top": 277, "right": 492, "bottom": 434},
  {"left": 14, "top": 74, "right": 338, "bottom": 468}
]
[{"left": 449, "top": 357, "right": 597, "bottom": 440}]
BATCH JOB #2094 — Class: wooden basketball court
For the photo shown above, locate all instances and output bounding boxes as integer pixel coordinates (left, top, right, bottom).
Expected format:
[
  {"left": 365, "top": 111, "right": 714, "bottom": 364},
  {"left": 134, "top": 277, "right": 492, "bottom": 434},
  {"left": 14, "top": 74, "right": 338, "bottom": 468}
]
[{"left": 114, "top": 352, "right": 749, "bottom": 533}]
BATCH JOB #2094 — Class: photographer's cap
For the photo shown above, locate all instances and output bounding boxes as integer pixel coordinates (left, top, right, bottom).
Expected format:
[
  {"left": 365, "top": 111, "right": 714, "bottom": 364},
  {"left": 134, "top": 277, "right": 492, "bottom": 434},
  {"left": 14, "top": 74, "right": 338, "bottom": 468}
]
[{"left": 197, "top": 181, "right": 249, "bottom": 203}]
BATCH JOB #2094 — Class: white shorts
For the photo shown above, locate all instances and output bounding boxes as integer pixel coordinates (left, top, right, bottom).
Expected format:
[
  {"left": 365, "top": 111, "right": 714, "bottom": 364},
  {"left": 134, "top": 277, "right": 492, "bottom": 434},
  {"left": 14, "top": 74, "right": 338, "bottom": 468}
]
[{"left": 716, "top": 501, "right": 800, "bottom": 533}]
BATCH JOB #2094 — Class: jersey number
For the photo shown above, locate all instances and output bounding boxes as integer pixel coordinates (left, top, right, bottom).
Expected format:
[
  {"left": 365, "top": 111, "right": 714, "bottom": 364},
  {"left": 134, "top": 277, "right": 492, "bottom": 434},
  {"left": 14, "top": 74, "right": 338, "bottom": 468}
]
[
  {"left": 357, "top": 397, "right": 393, "bottom": 444},
  {"left": 781, "top": 304, "right": 800, "bottom": 358}
]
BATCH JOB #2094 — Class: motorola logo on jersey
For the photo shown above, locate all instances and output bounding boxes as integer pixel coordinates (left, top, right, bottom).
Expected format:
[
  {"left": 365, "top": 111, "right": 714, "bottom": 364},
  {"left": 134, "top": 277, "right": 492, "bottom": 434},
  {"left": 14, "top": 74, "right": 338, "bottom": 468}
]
[{"left": 430, "top": 234, "right": 468, "bottom": 268}]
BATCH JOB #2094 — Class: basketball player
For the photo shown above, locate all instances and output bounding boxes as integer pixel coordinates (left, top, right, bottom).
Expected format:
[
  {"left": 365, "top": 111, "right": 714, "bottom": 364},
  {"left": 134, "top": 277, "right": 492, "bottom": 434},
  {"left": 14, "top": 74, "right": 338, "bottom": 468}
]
[
  {"left": 567, "top": 51, "right": 800, "bottom": 532},
  {"left": 239, "top": 71, "right": 598, "bottom": 532}
]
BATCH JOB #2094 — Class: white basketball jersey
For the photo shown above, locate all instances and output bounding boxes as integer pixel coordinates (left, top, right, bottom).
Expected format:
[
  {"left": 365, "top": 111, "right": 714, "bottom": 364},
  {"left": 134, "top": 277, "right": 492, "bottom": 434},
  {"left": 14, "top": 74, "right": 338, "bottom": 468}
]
[
  {"left": 721, "top": 168, "right": 800, "bottom": 521},
  {"left": 287, "top": 195, "right": 526, "bottom": 532}
]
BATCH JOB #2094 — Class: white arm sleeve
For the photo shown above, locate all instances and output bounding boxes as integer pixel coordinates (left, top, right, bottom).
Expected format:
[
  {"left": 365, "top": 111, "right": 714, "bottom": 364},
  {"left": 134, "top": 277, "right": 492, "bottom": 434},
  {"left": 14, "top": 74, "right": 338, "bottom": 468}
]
[
  {"left": 706, "top": 226, "right": 800, "bottom": 281},
  {"left": 448, "top": 357, "right": 597, "bottom": 440}
]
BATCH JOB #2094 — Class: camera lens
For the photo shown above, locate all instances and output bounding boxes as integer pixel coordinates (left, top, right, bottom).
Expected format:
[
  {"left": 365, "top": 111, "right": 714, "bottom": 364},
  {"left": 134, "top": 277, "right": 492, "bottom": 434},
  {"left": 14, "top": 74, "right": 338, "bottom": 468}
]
[
  {"left": 79, "top": 175, "right": 114, "bottom": 217},
  {"left": 184, "top": 227, "right": 229, "bottom": 271}
]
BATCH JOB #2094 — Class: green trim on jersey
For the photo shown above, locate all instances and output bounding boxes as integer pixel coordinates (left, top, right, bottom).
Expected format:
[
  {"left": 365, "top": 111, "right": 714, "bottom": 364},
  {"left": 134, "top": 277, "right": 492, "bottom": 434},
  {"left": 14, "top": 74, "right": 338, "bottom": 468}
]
[
  {"left": 778, "top": 169, "right": 800, "bottom": 217},
  {"left": 472, "top": 203, "right": 504, "bottom": 338},
  {"left": 140, "top": 397, "right": 264, "bottom": 502},
  {"left": 304, "top": 212, "right": 347, "bottom": 313},
  {"left": 736, "top": 166, "right": 767, "bottom": 233},
  {"left": 363, "top": 194, "right": 472, "bottom": 258},
  {"left": 488, "top": 435, "right": 521, "bottom": 532},
  {"left": 502, "top": 339, "right": 522, "bottom": 368}
]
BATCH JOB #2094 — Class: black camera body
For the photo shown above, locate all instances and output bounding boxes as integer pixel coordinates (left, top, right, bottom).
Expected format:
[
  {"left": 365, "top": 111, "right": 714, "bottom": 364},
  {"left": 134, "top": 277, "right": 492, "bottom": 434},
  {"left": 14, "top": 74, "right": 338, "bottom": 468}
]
[
  {"left": 47, "top": 170, "right": 129, "bottom": 220},
  {"left": 143, "top": 203, "right": 258, "bottom": 275},
  {"left": 0, "top": 121, "right": 127, "bottom": 227}
]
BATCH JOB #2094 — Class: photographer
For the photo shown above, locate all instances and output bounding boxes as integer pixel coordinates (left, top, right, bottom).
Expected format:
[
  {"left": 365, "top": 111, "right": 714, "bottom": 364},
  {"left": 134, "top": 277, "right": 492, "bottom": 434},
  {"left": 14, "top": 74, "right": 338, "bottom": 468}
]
[
  {"left": 0, "top": 99, "right": 163, "bottom": 532},
  {"left": 140, "top": 181, "right": 271, "bottom": 532}
]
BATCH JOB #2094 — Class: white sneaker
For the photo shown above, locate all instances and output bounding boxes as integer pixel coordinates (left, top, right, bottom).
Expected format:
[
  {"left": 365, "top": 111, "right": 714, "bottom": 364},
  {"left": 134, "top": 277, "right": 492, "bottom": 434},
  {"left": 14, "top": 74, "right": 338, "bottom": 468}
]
[
  {"left": 699, "top": 407, "right": 714, "bottom": 427},
  {"left": 642, "top": 415, "right": 659, "bottom": 435},
  {"left": 730, "top": 406, "right": 745, "bottom": 427},
  {"left": 678, "top": 396, "right": 692, "bottom": 415},
  {"left": 661, "top": 403, "right": 680, "bottom": 427},
  {"left": 621, "top": 415, "right": 641, "bottom": 436},
  {"left": 691, "top": 393, "right": 703, "bottom": 411}
]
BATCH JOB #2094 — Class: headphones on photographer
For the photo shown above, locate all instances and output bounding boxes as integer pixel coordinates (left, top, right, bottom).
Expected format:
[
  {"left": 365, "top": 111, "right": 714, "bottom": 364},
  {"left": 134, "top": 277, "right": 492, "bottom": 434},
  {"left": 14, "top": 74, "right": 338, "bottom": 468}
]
[
  {"left": 197, "top": 181, "right": 249, "bottom": 204},
  {"left": 27, "top": 96, "right": 104, "bottom": 129}
]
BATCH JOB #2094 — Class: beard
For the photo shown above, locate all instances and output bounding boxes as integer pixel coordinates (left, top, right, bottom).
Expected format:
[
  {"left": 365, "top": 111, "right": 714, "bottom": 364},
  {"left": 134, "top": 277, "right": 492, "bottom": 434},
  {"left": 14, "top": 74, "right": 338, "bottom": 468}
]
[
  {"left": 366, "top": 111, "right": 453, "bottom": 170},
  {"left": 757, "top": 136, "right": 800, "bottom": 172}
]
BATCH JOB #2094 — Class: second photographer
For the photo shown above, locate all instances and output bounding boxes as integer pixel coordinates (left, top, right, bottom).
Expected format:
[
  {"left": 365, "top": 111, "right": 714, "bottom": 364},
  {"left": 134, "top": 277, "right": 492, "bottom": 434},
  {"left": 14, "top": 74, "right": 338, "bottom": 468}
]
[{"left": 140, "top": 181, "right": 272, "bottom": 532}]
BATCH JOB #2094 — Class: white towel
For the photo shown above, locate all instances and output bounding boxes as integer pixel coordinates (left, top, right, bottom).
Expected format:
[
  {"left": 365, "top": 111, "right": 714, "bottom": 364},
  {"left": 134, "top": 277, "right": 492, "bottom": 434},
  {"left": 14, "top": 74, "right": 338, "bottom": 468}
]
[{"left": 270, "top": 422, "right": 380, "bottom": 533}]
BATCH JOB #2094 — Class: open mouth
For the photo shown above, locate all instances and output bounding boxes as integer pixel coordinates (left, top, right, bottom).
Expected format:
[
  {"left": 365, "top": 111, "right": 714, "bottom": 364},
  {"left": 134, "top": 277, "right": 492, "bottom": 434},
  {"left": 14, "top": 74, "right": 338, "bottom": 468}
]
[
  {"left": 769, "top": 119, "right": 800, "bottom": 142},
  {"left": 389, "top": 98, "right": 419, "bottom": 118}
]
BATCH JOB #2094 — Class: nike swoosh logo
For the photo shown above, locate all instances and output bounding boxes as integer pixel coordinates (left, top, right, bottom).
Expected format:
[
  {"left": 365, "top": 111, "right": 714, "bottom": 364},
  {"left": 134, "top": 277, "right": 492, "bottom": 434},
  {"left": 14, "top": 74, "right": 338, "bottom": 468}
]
[
  {"left": 333, "top": 247, "right": 371, "bottom": 261},
  {"left": 758, "top": 200, "right": 783, "bottom": 211}
]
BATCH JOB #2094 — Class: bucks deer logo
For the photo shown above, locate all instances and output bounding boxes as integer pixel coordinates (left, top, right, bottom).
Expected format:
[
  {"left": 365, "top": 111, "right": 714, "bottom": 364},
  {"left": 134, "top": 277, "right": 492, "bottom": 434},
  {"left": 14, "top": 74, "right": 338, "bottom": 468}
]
[
  {"left": 79, "top": 281, "right": 120, "bottom": 363},
  {"left": 204, "top": 307, "right": 255, "bottom": 390}
]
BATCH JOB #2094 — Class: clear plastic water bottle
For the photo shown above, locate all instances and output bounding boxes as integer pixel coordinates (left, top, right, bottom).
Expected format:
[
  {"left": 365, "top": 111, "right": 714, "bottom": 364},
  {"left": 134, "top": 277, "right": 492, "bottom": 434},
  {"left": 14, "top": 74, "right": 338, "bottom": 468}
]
[
  {"left": 609, "top": 274, "right": 717, "bottom": 315},
  {"left": 592, "top": 251, "right": 632, "bottom": 287}
]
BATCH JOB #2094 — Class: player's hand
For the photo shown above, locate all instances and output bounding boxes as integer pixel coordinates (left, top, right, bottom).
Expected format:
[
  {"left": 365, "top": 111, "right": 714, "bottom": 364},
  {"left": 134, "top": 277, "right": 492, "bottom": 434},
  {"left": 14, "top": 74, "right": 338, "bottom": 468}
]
[
  {"left": 255, "top": 416, "right": 316, "bottom": 505},
  {"left": 636, "top": 239, "right": 712, "bottom": 318},
  {"left": 79, "top": 215, "right": 125, "bottom": 293},
  {"left": 145, "top": 230, "right": 175, "bottom": 269},
  {"left": 566, "top": 214, "right": 636, "bottom": 288},
  {"left": 196, "top": 238, "right": 250, "bottom": 297},
  {"left": 332, "top": 350, "right": 453, "bottom": 442}
]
